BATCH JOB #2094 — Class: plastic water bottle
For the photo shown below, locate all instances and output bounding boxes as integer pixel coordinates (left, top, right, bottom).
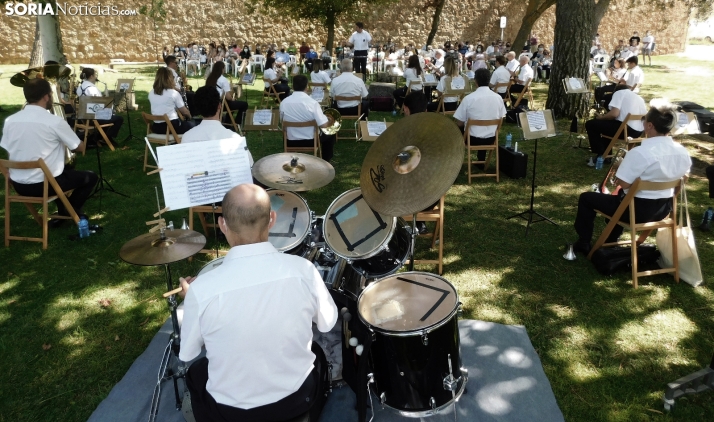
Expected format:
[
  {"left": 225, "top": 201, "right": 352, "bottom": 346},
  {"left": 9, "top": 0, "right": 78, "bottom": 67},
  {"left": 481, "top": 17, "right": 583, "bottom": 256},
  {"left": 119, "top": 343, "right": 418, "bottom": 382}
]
[
  {"left": 392, "top": 109, "right": 397, "bottom": 116},
  {"left": 78, "top": 216, "right": 90, "bottom": 239},
  {"left": 505, "top": 133, "right": 513, "bottom": 148},
  {"left": 595, "top": 156, "right": 604, "bottom": 170}
]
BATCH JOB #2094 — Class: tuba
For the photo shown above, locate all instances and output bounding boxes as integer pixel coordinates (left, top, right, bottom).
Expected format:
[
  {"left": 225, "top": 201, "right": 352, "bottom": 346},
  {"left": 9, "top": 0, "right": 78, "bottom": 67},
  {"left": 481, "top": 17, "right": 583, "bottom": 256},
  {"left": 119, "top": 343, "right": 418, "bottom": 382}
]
[{"left": 321, "top": 108, "right": 341, "bottom": 135}]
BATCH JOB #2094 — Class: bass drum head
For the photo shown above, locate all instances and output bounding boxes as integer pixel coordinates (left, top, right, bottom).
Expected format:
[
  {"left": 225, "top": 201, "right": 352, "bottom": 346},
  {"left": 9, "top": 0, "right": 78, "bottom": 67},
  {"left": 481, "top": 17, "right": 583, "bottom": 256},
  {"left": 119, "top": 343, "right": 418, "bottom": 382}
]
[
  {"left": 323, "top": 188, "right": 396, "bottom": 260},
  {"left": 358, "top": 271, "right": 458, "bottom": 334},
  {"left": 197, "top": 257, "right": 225, "bottom": 277},
  {"left": 267, "top": 189, "right": 311, "bottom": 252}
]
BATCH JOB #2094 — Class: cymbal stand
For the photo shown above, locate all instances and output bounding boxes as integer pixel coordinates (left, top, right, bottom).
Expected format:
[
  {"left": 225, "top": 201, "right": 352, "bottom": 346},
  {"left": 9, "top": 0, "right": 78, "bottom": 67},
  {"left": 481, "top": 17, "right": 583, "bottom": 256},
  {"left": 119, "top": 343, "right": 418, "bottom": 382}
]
[{"left": 408, "top": 213, "right": 417, "bottom": 271}]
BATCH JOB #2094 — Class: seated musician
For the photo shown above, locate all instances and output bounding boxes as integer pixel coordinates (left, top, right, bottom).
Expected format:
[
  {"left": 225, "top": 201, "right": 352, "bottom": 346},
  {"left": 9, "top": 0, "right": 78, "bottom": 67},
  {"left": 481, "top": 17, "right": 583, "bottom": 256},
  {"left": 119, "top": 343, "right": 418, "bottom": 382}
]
[
  {"left": 181, "top": 86, "right": 253, "bottom": 165},
  {"left": 330, "top": 59, "right": 369, "bottom": 119},
  {"left": 509, "top": 55, "right": 534, "bottom": 108},
  {"left": 179, "top": 184, "right": 337, "bottom": 422},
  {"left": 75, "top": 68, "right": 123, "bottom": 142},
  {"left": 393, "top": 55, "right": 423, "bottom": 110},
  {"left": 320, "top": 46, "right": 333, "bottom": 70},
  {"left": 205, "top": 61, "right": 249, "bottom": 127},
  {"left": 305, "top": 47, "right": 319, "bottom": 72},
  {"left": 427, "top": 55, "right": 464, "bottom": 112},
  {"left": 43, "top": 60, "right": 74, "bottom": 117},
  {"left": 594, "top": 57, "right": 626, "bottom": 107},
  {"left": 454, "top": 68, "right": 507, "bottom": 164},
  {"left": 310, "top": 60, "right": 332, "bottom": 85},
  {"left": 279, "top": 75, "right": 337, "bottom": 162},
  {"left": 1, "top": 79, "right": 97, "bottom": 227},
  {"left": 572, "top": 102, "right": 691, "bottom": 254},
  {"left": 584, "top": 85, "right": 647, "bottom": 165},
  {"left": 619, "top": 56, "right": 644, "bottom": 93},
  {"left": 149, "top": 68, "right": 195, "bottom": 135},
  {"left": 489, "top": 56, "right": 511, "bottom": 98},
  {"left": 505, "top": 51, "right": 519, "bottom": 75},
  {"left": 165, "top": 55, "right": 195, "bottom": 113},
  {"left": 402, "top": 91, "right": 427, "bottom": 116},
  {"left": 263, "top": 57, "right": 291, "bottom": 101}
]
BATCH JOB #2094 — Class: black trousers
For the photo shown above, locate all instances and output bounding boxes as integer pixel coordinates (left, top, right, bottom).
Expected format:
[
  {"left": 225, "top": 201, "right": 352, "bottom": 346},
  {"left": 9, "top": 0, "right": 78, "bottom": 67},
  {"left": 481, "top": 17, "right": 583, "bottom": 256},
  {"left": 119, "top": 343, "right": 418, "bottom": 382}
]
[
  {"left": 322, "top": 58, "right": 332, "bottom": 69},
  {"left": 336, "top": 101, "right": 369, "bottom": 120},
  {"left": 96, "top": 115, "right": 124, "bottom": 139},
  {"left": 225, "top": 100, "right": 249, "bottom": 127},
  {"left": 185, "top": 91, "right": 196, "bottom": 115},
  {"left": 266, "top": 85, "right": 291, "bottom": 101},
  {"left": 509, "top": 84, "right": 528, "bottom": 108},
  {"left": 353, "top": 51, "right": 368, "bottom": 77},
  {"left": 305, "top": 58, "right": 314, "bottom": 72},
  {"left": 393, "top": 86, "right": 408, "bottom": 108},
  {"left": 427, "top": 101, "right": 457, "bottom": 113},
  {"left": 584, "top": 119, "right": 642, "bottom": 156},
  {"left": 289, "top": 134, "right": 336, "bottom": 162},
  {"left": 186, "top": 343, "right": 329, "bottom": 422},
  {"left": 594, "top": 84, "right": 616, "bottom": 107},
  {"left": 151, "top": 118, "right": 196, "bottom": 135},
  {"left": 468, "top": 135, "right": 497, "bottom": 161},
  {"left": 574, "top": 191, "right": 673, "bottom": 243},
  {"left": 706, "top": 165, "right": 714, "bottom": 198},
  {"left": 12, "top": 168, "right": 98, "bottom": 216}
]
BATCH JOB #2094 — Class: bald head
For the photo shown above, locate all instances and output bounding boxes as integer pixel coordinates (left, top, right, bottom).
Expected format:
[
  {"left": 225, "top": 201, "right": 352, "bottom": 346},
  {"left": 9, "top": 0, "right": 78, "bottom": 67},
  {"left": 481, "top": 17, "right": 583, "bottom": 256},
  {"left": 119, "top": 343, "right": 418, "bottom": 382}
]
[
  {"left": 341, "top": 59, "right": 353, "bottom": 72},
  {"left": 519, "top": 55, "right": 529, "bottom": 65},
  {"left": 221, "top": 184, "right": 271, "bottom": 237},
  {"left": 507, "top": 51, "right": 516, "bottom": 60}
]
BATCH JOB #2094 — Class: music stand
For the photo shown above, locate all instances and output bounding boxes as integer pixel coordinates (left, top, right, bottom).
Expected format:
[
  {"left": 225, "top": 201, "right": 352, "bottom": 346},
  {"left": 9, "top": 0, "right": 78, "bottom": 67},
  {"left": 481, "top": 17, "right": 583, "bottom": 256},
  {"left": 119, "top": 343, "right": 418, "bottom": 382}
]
[
  {"left": 117, "top": 78, "right": 141, "bottom": 144},
  {"left": 243, "top": 108, "right": 280, "bottom": 132},
  {"left": 506, "top": 109, "right": 558, "bottom": 235},
  {"left": 237, "top": 71, "right": 256, "bottom": 102},
  {"left": 562, "top": 77, "right": 591, "bottom": 149}
]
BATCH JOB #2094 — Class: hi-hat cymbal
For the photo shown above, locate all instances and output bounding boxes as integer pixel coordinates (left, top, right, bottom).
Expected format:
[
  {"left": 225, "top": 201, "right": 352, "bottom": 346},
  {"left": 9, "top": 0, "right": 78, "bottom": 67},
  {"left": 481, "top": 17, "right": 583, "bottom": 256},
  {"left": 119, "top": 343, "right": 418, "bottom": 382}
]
[
  {"left": 119, "top": 229, "right": 206, "bottom": 266},
  {"left": 252, "top": 153, "right": 335, "bottom": 192},
  {"left": 360, "top": 113, "right": 464, "bottom": 216}
]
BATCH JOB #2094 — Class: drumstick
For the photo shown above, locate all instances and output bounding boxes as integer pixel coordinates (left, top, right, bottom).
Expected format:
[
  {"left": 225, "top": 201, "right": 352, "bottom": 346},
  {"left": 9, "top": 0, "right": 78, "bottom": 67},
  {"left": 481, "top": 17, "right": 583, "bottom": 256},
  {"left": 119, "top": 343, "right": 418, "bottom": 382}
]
[{"left": 163, "top": 286, "right": 183, "bottom": 298}]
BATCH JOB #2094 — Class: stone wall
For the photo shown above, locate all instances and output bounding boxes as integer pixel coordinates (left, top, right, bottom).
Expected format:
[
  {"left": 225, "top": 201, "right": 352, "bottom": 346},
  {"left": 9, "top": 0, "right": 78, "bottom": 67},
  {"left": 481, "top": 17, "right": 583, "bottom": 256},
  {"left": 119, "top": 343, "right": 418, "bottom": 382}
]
[{"left": 0, "top": 0, "right": 690, "bottom": 64}]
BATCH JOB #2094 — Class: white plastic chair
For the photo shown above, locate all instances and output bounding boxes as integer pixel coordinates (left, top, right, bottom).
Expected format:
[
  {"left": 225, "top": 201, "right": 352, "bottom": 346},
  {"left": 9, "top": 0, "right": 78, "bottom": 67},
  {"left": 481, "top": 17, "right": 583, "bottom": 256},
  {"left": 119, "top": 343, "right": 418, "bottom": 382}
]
[{"left": 250, "top": 55, "right": 265, "bottom": 73}]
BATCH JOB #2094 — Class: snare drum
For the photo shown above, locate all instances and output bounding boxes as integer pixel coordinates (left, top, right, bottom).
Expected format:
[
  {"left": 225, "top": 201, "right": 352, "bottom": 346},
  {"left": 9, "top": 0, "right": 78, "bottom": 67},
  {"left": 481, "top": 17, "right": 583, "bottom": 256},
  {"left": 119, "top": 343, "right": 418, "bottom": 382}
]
[
  {"left": 267, "top": 189, "right": 313, "bottom": 257},
  {"left": 358, "top": 272, "right": 467, "bottom": 416}
]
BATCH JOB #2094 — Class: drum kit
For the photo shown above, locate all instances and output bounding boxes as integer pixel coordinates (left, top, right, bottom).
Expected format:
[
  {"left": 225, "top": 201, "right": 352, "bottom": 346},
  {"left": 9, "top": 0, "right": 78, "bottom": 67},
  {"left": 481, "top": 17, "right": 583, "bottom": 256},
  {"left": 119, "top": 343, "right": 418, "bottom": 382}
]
[{"left": 119, "top": 113, "right": 467, "bottom": 420}]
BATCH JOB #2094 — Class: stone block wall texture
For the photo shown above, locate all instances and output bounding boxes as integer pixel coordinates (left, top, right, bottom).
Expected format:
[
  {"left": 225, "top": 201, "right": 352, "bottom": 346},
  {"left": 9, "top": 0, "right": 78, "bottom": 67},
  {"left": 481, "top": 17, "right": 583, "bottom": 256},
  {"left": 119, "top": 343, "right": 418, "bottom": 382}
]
[{"left": 0, "top": 0, "right": 690, "bottom": 64}]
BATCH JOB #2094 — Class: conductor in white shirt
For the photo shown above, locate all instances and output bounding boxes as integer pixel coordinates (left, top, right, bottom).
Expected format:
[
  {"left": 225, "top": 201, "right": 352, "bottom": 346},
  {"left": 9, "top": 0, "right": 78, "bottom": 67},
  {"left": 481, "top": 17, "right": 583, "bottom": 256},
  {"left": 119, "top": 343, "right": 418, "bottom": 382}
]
[
  {"left": 179, "top": 184, "right": 337, "bottom": 422},
  {"left": 330, "top": 59, "right": 370, "bottom": 119},
  {"left": 1, "top": 79, "right": 97, "bottom": 224},
  {"left": 572, "top": 102, "right": 691, "bottom": 254},
  {"left": 346, "top": 22, "right": 372, "bottom": 80},
  {"left": 280, "top": 75, "right": 337, "bottom": 162}
]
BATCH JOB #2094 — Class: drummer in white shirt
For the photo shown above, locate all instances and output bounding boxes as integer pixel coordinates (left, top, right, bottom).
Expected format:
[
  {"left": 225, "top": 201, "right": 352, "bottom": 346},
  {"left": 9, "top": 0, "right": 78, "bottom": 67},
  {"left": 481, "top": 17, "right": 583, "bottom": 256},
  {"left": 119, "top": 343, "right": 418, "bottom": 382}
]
[
  {"left": 489, "top": 56, "right": 511, "bottom": 98},
  {"left": 181, "top": 86, "right": 253, "bottom": 165},
  {"left": 148, "top": 68, "right": 195, "bottom": 135}
]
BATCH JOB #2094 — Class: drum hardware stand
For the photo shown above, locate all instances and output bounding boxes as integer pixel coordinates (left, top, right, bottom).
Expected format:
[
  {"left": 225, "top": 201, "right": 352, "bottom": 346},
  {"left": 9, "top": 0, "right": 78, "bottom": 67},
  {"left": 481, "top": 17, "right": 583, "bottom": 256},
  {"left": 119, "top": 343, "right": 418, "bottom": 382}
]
[
  {"left": 506, "top": 137, "right": 558, "bottom": 235},
  {"left": 663, "top": 351, "right": 714, "bottom": 411},
  {"left": 407, "top": 214, "right": 417, "bottom": 271},
  {"left": 562, "top": 77, "right": 592, "bottom": 149},
  {"left": 121, "top": 90, "right": 142, "bottom": 144},
  {"left": 211, "top": 203, "right": 220, "bottom": 258},
  {"left": 89, "top": 136, "right": 129, "bottom": 210}
]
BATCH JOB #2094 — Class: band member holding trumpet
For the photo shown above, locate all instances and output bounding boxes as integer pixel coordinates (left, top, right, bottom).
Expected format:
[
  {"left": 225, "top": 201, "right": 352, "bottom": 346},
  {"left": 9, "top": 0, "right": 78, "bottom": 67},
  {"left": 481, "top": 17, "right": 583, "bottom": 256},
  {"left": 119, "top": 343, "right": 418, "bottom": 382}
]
[
  {"left": 149, "top": 68, "right": 195, "bottom": 135},
  {"left": 179, "top": 184, "right": 337, "bottom": 422},
  {"left": 76, "top": 67, "right": 124, "bottom": 142},
  {"left": 1, "top": 79, "right": 97, "bottom": 227},
  {"left": 346, "top": 22, "right": 372, "bottom": 79},
  {"left": 280, "top": 75, "right": 337, "bottom": 162}
]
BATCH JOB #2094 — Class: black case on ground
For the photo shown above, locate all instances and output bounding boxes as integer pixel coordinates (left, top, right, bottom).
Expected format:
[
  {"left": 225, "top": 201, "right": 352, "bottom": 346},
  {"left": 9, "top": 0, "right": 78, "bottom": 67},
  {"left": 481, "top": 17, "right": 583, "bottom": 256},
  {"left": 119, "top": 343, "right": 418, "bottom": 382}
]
[
  {"left": 498, "top": 146, "right": 528, "bottom": 179},
  {"left": 590, "top": 244, "right": 661, "bottom": 276}
]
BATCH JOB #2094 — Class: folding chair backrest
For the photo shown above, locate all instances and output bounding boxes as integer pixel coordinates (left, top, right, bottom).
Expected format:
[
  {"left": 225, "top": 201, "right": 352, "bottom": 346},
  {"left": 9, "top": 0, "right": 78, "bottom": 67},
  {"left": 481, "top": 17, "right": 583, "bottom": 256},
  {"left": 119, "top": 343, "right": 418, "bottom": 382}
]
[
  {"left": 282, "top": 120, "right": 320, "bottom": 156},
  {"left": 334, "top": 96, "right": 362, "bottom": 118},
  {"left": 142, "top": 112, "right": 181, "bottom": 144}
]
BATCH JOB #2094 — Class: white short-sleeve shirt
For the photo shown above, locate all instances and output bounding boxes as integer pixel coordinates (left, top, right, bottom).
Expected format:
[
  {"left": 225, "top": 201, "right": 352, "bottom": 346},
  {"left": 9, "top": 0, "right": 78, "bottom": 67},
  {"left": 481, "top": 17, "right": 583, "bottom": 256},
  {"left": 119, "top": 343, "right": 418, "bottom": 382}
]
[
  {"left": 517, "top": 64, "right": 534, "bottom": 84},
  {"left": 615, "top": 136, "right": 691, "bottom": 199},
  {"left": 490, "top": 66, "right": 511, "bottom": 93},
  {"left": 264, "top": 68, "right": 278, "bottom": 89},
  {"left": 624, "top": 66, "right": 644, "bottom": 92},
  {"left": 310, "top": 71, "right": 332, "bottom": 85},
  {"left": 349, "top": 30, "right": 372, "bottom": 51},
  {"left": 506, "top": 59, "right": 519, "bottom": 72},
  {"left": 454, "top": 87, "right": 507, "bottom": 138},
  {"left": 76, "top": 81, "right": 101, "bottom": 97},
  {"left": 330, "top": 72, "right": 368, "bottom": 108},
  {"left": 0, "top": 105, "right": 80, "bottom": 183},
  {"left": 149, "top": 89, "right": 184, "bottom": 122},
  {"left": 436, "top": 75, "right": 466, "bottom": 103},
  {"left": 180, "top": 120, "right": 253, "bottom": 165},
  {"left": 280, "top": 92, "right": 329, "bottom": 140},
  {"left": 216, "top": 75, "right": 232, "bottom": 97},
  {"left": 179, "top": 242, "right": 337, "bottom": 409},
  {"left": 608, "top": 89, "right": 647, "bottom": 131},
  {"left": 404, "top": 67, "right": 423, "bottom": 90}
]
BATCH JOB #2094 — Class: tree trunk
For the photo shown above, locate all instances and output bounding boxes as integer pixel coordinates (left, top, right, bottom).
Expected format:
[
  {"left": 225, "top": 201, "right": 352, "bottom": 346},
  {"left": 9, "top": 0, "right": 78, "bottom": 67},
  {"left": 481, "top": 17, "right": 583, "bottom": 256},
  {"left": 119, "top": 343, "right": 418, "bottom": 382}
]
[
  {"left": 545, "top": 0, "right": 593, "bottom": 118},
  {"left": 513, "top": 0, "right": 557, "bottom": 53},
  {"left": 325, "top": 12, "right": 336, "bottom": 52},
  {"left": 425, "top": 0, "right": 447, "bottom": 47},
  {"left": 591, "top": 0, "right": 611, "bottom": 38},
  {"left": 38, "top": 14, "right": 64, "bottom": 63},
  {"left": 29, "top": 18, "right": 43, "bottom": 68}
]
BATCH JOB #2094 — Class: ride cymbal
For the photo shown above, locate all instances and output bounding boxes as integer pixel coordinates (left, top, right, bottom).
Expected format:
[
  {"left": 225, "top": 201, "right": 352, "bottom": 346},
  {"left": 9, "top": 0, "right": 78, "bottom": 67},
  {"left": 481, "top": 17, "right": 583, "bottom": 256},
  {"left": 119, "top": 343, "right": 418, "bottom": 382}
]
[
  {"left": 119, "top": 229, "right": 206, "bottom": 266},
  {"left": 360, "top": 113, "right": 464, "bottom": 216},
  {"left": 252, "top": 153, "right": 335, "bottom": 192}
]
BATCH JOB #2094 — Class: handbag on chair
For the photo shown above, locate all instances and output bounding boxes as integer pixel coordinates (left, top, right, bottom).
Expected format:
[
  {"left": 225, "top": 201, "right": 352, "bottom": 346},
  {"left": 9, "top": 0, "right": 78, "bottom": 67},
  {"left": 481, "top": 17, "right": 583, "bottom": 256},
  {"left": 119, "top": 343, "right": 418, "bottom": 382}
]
[{"left": 656, "top": 183, "right": 703, "bottom": 287}]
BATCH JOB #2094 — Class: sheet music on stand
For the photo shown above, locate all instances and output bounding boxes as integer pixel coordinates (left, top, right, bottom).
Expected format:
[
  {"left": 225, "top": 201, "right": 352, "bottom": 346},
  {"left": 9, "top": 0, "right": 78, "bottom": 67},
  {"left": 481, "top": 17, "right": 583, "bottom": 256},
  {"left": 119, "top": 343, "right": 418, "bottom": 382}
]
[
  {"left": 672, "top": 112, "right": 701, "bottom": 135},
  {"left": 310, "top": 89, "right": 325, "bottom": 102},
  {"left": 77, "top": 96, "right": 115, "bottom": 120},
  {"left": 423, "top": 73, "right": 438, "bottom": 86},
  {"left": 563, "top": 77, "right": 589, "bottom": 94},
  {"left": 156, "top": 138, "right": 252, "bottom": 210},
  {"left": 519, "top": 109, "right": 557, "bottom": 140},
  {"left": 116, "top": 78, "right": 134, "bottom": 93},
  {"left": 239, "top": 72, "right": 256, "bottom": 85},
  {"left": 243, "top": 108, "right": 280, "bottom": 131},
  {"left": 367, "top": 121, "right": 387, "bottom": 137}
]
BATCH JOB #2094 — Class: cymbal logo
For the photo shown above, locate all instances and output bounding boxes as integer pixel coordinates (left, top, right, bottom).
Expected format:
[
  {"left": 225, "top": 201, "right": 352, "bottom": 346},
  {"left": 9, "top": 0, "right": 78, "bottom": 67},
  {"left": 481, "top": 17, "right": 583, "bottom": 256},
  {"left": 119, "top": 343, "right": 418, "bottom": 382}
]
[{"left": 370, "top": 165, "right": 386, "bottom": 193}]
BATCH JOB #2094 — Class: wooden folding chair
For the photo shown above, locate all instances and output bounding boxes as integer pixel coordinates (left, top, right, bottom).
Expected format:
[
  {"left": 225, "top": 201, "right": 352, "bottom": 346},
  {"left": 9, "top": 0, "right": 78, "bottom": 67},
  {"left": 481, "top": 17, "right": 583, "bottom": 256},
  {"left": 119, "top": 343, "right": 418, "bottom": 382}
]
[
  {"left": 261, "top": 79, "right": 282, "bottom": 108},
  {"left": 435, "top": 77, "right": 467, "bottom": 116},
  {"left": 1, "top": 158, "right": 80, "bottom": 249},
  {"left": 221, "top": 95, "right": 244, "bottom": 135},
  {"left": 587, "top": 178, "right": 682, "bottom": 288},
  {"left": 511, "top": 78, "right": 534, "bottom": 109},
  {"left": 308, "top": 82, "right": 328, "bottom": 95},
  {"left": 141, "top": 112, "right": 182, "bottom": 172},
  {"left": 188, "top": 205, "right": 227, "bottom": 257},
  {"left": 334, "top": 95, "right": 363, "bottom": 141},
  {"left": 401, "top": 195, "right": 446, "bottom": 275},
  {"left": 464, "top": 118, "right": 503, "bottom": 183},
  {"left": 492, "top": 82, "right": 512, "bottom": 108},
  {"left": 600, "top": 113, "right": 646, "bottom": 159},
  {"left": 282, "top": 120, "right": 321, "bottom": 157}
]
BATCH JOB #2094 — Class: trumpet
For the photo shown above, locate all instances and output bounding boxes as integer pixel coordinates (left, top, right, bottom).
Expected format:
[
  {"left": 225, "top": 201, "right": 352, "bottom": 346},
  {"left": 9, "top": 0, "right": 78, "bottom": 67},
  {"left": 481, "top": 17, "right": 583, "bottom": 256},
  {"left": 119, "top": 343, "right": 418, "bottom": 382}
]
[{"left": 321, "top": 108, "right": 342, "bottom": 135}]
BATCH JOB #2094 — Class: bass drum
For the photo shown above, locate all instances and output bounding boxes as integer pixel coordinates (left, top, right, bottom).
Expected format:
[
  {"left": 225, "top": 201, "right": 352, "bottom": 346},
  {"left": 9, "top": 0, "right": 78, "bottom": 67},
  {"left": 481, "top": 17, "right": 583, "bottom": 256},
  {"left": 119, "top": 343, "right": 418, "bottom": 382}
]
[
  {"left": 357, "top": 272, "right": 467, "bottom": 417},
  {"left": 267, "top": 189, "right": 314, "bottom": 258}
]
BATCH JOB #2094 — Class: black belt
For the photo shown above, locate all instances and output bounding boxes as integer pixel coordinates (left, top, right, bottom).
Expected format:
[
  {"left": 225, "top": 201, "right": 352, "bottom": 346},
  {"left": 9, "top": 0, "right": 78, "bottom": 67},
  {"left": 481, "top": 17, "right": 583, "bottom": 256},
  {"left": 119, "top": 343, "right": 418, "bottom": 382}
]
[{"left": 353, "top": 50, "right": 368, "bottom": 58}]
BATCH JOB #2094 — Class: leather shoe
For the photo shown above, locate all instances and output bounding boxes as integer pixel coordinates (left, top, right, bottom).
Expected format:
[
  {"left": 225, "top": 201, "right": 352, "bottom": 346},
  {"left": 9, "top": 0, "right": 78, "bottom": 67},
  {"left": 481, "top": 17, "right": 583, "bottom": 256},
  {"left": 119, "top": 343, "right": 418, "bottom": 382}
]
[{"left": 572, "top": 240, "right": 592, "bottom": 255}]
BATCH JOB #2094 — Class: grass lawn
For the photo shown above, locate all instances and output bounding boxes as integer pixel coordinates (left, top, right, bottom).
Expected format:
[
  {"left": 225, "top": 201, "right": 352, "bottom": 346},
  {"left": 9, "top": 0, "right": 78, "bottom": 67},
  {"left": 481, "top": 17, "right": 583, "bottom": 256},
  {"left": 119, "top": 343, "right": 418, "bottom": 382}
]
[{"left": 1, "top": 52, "right": 713, "bottom": 421}]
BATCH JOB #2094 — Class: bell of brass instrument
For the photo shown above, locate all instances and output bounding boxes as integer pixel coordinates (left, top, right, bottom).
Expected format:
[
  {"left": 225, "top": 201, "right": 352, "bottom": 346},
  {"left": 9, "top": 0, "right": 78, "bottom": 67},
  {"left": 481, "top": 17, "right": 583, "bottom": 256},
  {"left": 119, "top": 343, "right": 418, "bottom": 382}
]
[
  {"left": 598, "top": 148, "right": 627, "bottom": 194},
  {"left": 563, "top": 243, "right": 576, "bottom": 261},
  {"left": 321, "top": 108, "right": 342, "bottom": 135}
]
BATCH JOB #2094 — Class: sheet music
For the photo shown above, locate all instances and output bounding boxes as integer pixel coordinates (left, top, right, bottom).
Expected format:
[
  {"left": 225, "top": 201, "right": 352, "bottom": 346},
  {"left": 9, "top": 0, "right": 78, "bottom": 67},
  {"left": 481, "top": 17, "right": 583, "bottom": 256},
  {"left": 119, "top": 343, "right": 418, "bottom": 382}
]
[
  {"left": 526, "top": 110, "right": 547, "bottom": 132},
  {"left": 119, "top": 82, "right": 130, "bottom": 92},
  {"left": 424, "top": 74, "right": 437, "bottom": 83},
  {"left": 597, "top": 72, "right": 607, "bottom": 82},
  {"left": 311, "top": 89, "right": 325, "bottom": 102},
  {"left": 95, "top": 107, "right": 112, "bottom": 120},
  {"left": 367, "top": 121, "right": 387, "bottom": 137},
  {"left": 241, "top": 73, "right": 254, "bottom": 84},
  {"left": 156, "top": 138, "right": 252, "bottom": 210},
  {"left": 252, "top": 109, "right": 273, "bottom": 125},
  {"left": 677, "top": 112, "right": 689, "bottom": 127},
  {"left": 568, "top": 77, "right": 583, "bottom": 91}
]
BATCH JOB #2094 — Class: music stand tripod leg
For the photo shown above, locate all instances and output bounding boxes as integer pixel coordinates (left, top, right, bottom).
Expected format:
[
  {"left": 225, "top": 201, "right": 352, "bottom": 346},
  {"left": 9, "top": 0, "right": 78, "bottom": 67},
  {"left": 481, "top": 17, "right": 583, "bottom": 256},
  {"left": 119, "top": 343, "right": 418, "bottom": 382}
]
[
  {"left": 408, "top": 213, "right": 417, "bottom": 271},
  {"left": 89, "top": 142, "right": 129, "bottom": 210},
  {"left": 121, "top": 91, "right": 142, "bottom": 144}
]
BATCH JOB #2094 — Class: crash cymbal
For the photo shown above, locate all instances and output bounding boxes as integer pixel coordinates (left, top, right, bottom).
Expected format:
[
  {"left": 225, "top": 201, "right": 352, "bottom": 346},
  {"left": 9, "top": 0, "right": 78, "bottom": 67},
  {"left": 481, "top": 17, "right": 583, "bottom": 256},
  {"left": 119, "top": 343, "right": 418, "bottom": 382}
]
[
  {"left": 252, "top": 153, "right": 335, "bottom": 192},
  {"left": 119, "top": 229, "right": 206, "bottom": 266},
  {"left": 360, "top": 113, "right": 464, "bottom": 216}
]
